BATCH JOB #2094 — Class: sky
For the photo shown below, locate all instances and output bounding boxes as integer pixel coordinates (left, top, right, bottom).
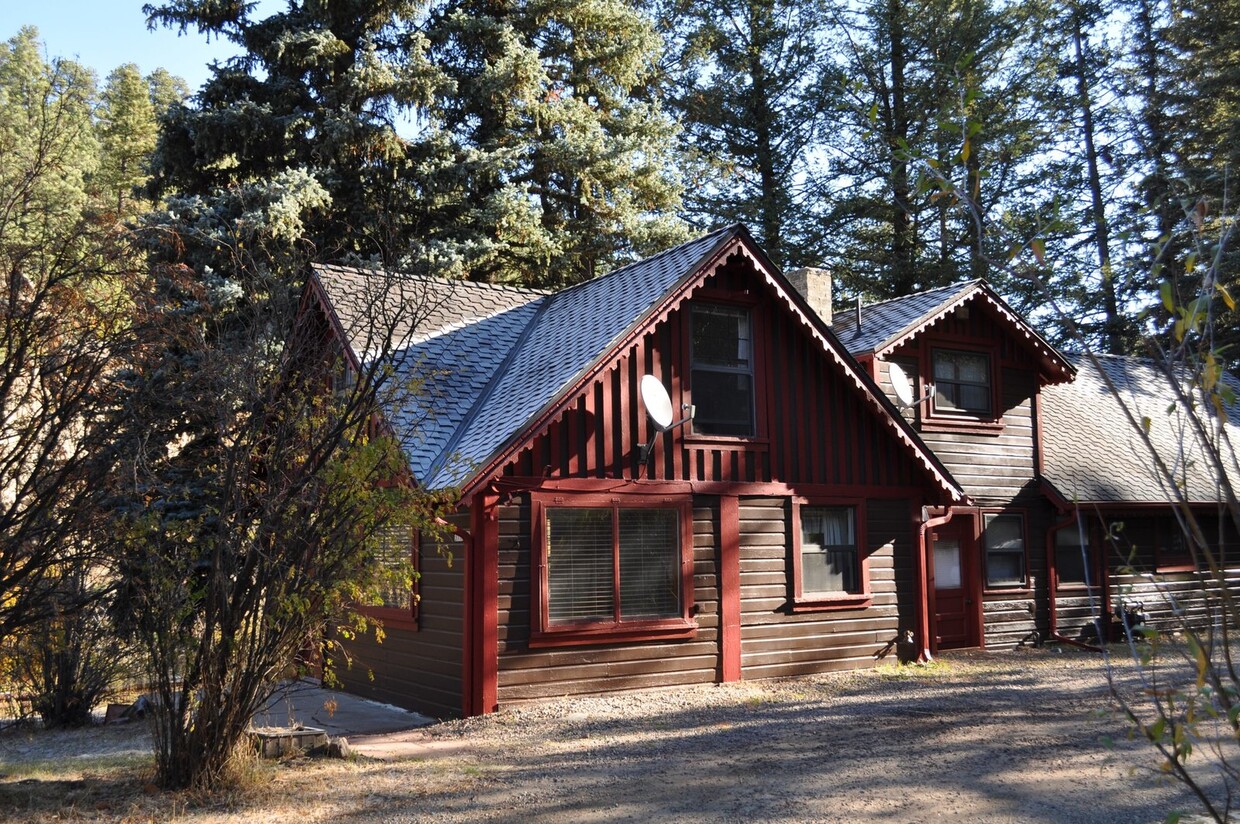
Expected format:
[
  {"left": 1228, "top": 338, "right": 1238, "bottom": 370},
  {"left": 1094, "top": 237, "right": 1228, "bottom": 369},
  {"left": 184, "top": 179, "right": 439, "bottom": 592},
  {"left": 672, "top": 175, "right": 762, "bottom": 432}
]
[{"left": 0, "top": 1, "right": 279, "bottom": 91}]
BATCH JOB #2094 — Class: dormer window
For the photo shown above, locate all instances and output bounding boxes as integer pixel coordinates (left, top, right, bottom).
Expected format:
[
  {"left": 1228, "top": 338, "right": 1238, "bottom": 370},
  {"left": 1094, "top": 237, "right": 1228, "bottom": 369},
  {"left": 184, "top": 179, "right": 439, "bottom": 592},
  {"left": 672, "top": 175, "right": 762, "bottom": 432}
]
[
  {"left": 932, "top": 348, "right": 991, "bottom": 417},
  {"left": 691, "top": 303, "right": 754, "bottom": 436}
]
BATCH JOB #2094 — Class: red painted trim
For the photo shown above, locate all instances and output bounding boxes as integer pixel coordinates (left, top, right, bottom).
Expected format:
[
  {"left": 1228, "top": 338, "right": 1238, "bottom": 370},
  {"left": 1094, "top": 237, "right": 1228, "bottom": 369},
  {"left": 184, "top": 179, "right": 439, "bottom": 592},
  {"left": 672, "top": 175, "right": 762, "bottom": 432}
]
[
  {"left": 719, "top": 496, "right": 741, "bottom": 682},
  {"left": 917, "top": 507, "right": 957, "bottom": 661},
  {"left": 529, "top": 492, "right": 697, "bottom": 646},
  {"left": 790, "top": 497, "right": 871, "bottom": 606},
  {"left": 465, "top": 492, "right": 499, "bottom": 716},
  {"left": 499, "top": 477, "right": 934, "bottom": 499}
]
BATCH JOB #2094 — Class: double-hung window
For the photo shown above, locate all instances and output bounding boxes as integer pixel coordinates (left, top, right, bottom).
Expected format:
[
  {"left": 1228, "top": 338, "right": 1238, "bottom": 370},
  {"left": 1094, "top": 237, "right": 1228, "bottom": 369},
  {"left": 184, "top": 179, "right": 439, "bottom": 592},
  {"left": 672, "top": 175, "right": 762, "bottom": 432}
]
[
  {"left": 691, "top": 303, "right": 755, "bottom": 436},
  {"left": 535, "top": 496, "right": 694, "bottom": 644},
  {"left": 792, "top": 500, "right": 871, "bottom": 609},
  {"left": 359, "top": 524, "right": 418, "bottom": 629},
  {"left": 984, "top": 513, "right": 1026, "bottom": 587},
  {"left": 1056, "top": 525, "right": 1096, "bottom": 588},
  {"left": 932, "top": 348, "right": 991, "bottom": 417}
]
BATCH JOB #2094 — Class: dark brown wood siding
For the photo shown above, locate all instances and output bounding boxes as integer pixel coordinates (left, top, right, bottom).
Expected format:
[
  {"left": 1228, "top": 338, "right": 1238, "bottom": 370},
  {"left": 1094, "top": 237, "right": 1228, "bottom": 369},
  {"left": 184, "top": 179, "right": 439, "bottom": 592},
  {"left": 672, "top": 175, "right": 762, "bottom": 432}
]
[
  {"left": 737, "top": 497, "right": 913, "bottom": 678},
  {"left": 883, "top": 336, "right": 1054, "bottom": 648},
  {"left": 504, "top": 259, "right": 934, "bottom": 495},
  {"left": 495, "top": 495, "right": 720, "bottom": 704},
  {"left": 335, "top": 517, "right": 467, "bottom": 719}
]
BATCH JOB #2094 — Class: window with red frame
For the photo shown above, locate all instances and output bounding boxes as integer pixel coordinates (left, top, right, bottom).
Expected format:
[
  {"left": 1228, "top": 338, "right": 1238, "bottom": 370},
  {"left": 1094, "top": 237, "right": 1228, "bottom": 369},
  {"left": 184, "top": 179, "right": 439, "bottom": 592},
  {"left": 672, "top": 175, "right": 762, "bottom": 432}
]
[
  {"left": 691, "top": 303, "right": 755, "bottom": 436},
  {"left": 983, "top": 513, "right": 1026, "bottom": 587},
  {"left": 800, "top": 506, "right": 860, "bottom": 595},
  {"left": 367, "top": 524, "right": 417, "bottom": 622},
  {"left": 543, "top": 505, "right": 687, "bottom": 627},
  {"left": 932, "top": 348, "right": 992, "bottom": 417}
]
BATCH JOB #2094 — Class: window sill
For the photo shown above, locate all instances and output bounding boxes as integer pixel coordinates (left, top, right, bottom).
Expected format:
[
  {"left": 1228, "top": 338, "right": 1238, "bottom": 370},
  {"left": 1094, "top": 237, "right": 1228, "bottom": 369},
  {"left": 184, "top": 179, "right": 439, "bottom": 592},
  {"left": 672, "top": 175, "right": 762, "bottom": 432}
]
[
  {"left": 683, "top": 434, "right": 769, "bottom": 446},
  {"left": 791, "top": 594, "right": 872, "bottom": 613},
  {"left": 920, "top": 417, "right": 1005, "bottom": 435},
  {"left": 356, "top": 606, "right": 418, "bottom": 633},
  {"left": 1054, "top": 583, "right": 1099, "bottom": 592},
  {"left": 1155, "top": 563, "right": 1197, "bottom": 574},
  {"left": 983, "top": 586, "right": 1032, "bottom": 596},
  {"left": 530, "top": 618, "right": 698, "bottom": 648}
]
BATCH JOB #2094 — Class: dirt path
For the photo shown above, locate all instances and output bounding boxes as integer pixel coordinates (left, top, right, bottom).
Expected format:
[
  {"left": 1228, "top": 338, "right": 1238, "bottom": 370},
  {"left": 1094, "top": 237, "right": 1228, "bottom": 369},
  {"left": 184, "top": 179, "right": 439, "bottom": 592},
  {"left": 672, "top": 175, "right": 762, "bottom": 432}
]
[{"left": 0, "top": 647, "right": 1216, "bottom": 822}]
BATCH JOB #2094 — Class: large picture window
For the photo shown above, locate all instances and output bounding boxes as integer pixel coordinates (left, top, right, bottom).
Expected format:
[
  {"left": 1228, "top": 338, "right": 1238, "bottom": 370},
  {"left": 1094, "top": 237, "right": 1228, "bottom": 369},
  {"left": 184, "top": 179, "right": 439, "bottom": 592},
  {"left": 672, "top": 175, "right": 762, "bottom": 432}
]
[
  {"left": 933, "top": 348, "right": 991, "bottom": 416},
  {"left": 691, "top": 303, "right": 754, "bottom": 436},
  {"left": 984, "top": 513, "right": 1026, "bottom": 587},
  {"left": 536, "top": 496, "right": 694, "bottom": 644}
]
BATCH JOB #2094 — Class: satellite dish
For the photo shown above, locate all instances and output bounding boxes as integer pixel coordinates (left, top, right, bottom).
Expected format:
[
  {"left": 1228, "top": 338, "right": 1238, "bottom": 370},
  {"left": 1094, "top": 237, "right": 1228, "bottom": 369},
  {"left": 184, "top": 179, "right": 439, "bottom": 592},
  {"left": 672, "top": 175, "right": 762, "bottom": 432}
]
[
  {"left": 888, "top": 361, "right": 916, "bottom": 409},
  {"left": 640, "top": 375, "right": 675, "bottom": 431}
]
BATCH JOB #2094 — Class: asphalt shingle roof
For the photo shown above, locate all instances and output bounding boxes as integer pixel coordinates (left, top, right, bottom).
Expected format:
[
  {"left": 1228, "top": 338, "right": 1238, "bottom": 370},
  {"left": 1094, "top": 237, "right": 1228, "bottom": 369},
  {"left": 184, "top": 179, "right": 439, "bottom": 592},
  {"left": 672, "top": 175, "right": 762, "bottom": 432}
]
[
  {"left": 312, "top": 227, "right": 735, "bottom": 489},
  {"left": 832, "top": 282, "right": 979, "bottom": 355},
  {"left": 1040, "top": 353, "right": 1240, "bottom": 504}
]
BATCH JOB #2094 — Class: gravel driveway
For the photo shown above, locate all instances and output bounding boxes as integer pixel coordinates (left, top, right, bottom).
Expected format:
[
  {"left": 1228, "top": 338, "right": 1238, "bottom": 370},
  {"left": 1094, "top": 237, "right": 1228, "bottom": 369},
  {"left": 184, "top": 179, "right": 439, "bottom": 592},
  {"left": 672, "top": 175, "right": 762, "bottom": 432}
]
[
  {"left": 0, "top": 646, "right": 1218, "bottom": 823},
  {"left": 335, "top": 646, "right": 1211, "bottom": 823}
]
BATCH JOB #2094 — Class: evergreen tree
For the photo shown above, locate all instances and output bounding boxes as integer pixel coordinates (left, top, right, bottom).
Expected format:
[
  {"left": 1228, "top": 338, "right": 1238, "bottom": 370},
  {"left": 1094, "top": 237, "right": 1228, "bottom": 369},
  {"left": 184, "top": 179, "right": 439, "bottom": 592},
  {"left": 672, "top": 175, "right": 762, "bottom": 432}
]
[
  {"left": 0, "top": 27, "right": 98, "bottom": 248},
  {"left": 654, "top": 0, "right": 830, "bottom": 269},
  {"left": 96, "top": 63, "right": 158, "bottom": 218},
  {"left": 425, "top": 0, "right": 686, "bottom": 285},
  {"left": 143, "top": 0, "right": 442, "bottom": 266},
  {"left": 145, "top": 67, "right": 189, "bottom": 116}
]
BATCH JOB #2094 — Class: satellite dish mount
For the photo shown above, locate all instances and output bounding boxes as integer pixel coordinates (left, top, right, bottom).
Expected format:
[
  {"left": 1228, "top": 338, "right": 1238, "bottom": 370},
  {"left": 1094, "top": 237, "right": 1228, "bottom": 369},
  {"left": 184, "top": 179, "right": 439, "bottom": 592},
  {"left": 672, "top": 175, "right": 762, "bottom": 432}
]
[
  {"left": 637, "top": 375, "right": 693, "bottom": 465},
  {"left": 887, "top": 361, "right": 933, "bottom": 410}
]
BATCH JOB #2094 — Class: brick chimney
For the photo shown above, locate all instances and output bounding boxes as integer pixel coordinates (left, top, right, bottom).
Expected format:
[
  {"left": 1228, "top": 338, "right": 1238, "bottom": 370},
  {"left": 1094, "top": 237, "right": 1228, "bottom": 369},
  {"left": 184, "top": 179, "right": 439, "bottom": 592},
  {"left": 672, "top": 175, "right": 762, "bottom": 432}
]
[{"left": 787, "top": 267, "right": 833, "bottom": 326}]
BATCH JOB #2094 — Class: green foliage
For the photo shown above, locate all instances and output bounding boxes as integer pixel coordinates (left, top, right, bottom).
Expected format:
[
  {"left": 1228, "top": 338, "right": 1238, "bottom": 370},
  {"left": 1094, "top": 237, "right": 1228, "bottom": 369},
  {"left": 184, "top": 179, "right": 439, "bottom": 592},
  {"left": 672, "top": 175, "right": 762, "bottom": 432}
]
[
  {"left": 655, "top": 0, "right": 828, "bottom": 269},
  {"left": 0, "top": 27, "right": 98, "bottom": 247},
  {"left": 95, "top": 64, "right": 159, "bottom": 218}
]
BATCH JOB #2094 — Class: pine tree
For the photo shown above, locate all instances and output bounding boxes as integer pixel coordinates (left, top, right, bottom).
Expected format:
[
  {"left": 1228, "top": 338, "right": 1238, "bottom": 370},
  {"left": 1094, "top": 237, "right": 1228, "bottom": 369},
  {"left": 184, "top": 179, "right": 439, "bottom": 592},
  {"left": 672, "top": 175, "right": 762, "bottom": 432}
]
[
  {"left": 0, "top": 27, "right": 98, "bottom": 248},
  {"left": 95, "top": 63, "right": 158, "bottom": 218},
  {"left": 425, "top": 0, "right": 686, "bottom": 285},
  {"left": 143, "top": 0, "right": 442, "bottom": 265},
  {"left": 654, "top": 0, "right": 830, "bottom": 270}
]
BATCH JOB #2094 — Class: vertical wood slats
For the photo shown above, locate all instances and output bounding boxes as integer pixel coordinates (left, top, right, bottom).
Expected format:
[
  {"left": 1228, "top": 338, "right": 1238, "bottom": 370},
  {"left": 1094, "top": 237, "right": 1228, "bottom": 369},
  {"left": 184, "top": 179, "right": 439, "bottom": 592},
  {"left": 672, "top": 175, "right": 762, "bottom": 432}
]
[{"left": 503, "top": 273, "right": 925, "bottom": 490}]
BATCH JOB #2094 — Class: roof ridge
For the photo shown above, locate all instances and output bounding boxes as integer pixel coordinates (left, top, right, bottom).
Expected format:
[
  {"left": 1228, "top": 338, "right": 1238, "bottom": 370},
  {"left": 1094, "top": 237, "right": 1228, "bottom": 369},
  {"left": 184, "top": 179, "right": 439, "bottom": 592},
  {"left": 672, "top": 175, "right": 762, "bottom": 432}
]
[
  {"left": 842, "top": 279, "right": 979, "bottom": 314},
  {"left": 311, "top": 262, "right": 550, "bottom": 297},
  {"left": 545, "top": 225, "right": 737, "bottom": 299}
]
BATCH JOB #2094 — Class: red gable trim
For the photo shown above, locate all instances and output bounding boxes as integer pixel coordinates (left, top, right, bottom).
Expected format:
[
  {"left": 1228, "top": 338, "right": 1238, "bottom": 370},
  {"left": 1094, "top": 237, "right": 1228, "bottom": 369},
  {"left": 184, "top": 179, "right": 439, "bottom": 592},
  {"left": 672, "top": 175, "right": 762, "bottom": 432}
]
[
  {"left": 872, "top": 282, "right": 1074, "bottom": 385},
  {"left": 304, "top": 268, "right": 363, "bottom": 372},
  {"left": 462, "top": 228, "right": 966, "bottom": 504}
]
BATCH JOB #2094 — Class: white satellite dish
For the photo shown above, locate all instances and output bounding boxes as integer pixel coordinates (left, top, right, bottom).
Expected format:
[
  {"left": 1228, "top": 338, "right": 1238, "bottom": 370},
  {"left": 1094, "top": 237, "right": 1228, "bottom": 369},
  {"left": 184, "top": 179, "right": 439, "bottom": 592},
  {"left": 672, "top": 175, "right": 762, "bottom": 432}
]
[
  {"left": 640, "top": 374, "right": 675, "bottom": 431},
  {"left": 888, "top": 361, "right": 917, "bottom": 409},
  {"left": 636, "top": 375, "right": 694, "bottom": 466}
]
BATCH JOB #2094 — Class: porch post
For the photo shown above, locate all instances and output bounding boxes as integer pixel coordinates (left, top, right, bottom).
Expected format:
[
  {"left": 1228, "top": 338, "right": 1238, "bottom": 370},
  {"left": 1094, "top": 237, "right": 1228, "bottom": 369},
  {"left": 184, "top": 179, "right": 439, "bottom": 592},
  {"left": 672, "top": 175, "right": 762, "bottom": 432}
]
[{"left": 720, "top": 495, "right": 742, "bottom": 682}]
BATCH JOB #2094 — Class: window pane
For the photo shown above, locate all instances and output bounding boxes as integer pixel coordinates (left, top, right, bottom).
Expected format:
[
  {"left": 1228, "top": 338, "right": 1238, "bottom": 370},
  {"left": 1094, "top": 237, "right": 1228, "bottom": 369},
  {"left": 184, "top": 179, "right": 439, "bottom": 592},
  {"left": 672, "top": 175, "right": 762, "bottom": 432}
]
[
  {"left": 692, "top": 305, "right": 751, "bottom": 368},
  {"left": 1056, "top": 528, "right": 1091, "bottom": 585},
  {"left": 690, "top": 369, "right": 754, "bottom": 435},
  {"left": 933, "top": 540, "right": 962, "bottom": 589},
  {"left": 985, "top": 514, "right": 1025, "bottom": 586},
  {"left": 373, "top": 525, "right": 413, "bottom": 610},
  {"left": 547, "top": 508, "right": 614, "bottom": 623},
  {"left": 933, "top": 349, "right": 991, "bottom": 415},
  {"left": 618, "top": 509, "right": 680, "bottom": 619},
  {"left": 692, "top": 304, "right": 755, "bottom": 437},
  {"left": 801, "top": 507, "right": 857, "bottom": 594}
]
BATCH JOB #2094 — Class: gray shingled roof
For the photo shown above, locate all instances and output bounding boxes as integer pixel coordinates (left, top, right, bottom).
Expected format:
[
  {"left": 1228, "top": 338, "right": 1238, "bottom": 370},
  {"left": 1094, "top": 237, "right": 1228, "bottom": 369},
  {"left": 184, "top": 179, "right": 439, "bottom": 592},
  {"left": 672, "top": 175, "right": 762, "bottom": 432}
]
[
  {"left": 312, "top": 227, "right": 735, "bottom": 489},
  {"left": 832, "top": 282, "right": 978, "bottom": 355},
  {"left": 831, "top": 279, "right": 1073, "bottom": 382},
  {"left": 1041, "top": 354, "right": 1240, "bottom": 504}
]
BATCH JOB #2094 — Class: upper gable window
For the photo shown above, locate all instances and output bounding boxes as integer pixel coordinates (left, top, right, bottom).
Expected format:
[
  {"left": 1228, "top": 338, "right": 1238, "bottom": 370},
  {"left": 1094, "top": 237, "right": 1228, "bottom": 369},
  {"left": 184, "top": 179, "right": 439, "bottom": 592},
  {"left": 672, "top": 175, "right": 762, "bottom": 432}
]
[
  {"left": 691, "top": 303, "right": 754, "bottom": 437},
  {"left": 932, "top": 348, "right": 991, "bottom": 417}
]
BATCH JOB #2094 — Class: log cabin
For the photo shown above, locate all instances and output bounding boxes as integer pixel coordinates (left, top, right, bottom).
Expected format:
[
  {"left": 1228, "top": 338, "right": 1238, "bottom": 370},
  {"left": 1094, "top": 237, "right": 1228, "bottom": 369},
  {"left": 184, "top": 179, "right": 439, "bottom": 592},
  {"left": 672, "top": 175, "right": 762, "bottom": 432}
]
[
  {"left": 1039, "top": 354, "right": 1240, "bottom": 643},
  {"left": 308, "top": 226, "right": 967, "bottom": 718},
  {"left": 831, "top": 280, "right": 1076, "bottom": 653},
  {"left": 308, "top": 225, "right": 1239, "bottom": 717}
]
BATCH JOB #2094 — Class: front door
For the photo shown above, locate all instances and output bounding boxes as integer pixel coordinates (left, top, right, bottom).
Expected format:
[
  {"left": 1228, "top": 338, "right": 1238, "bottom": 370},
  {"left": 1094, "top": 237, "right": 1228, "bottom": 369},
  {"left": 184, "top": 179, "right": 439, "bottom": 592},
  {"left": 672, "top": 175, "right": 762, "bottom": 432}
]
[{"left": 930, "top": 521, "right": 980, "bottom": 650}]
